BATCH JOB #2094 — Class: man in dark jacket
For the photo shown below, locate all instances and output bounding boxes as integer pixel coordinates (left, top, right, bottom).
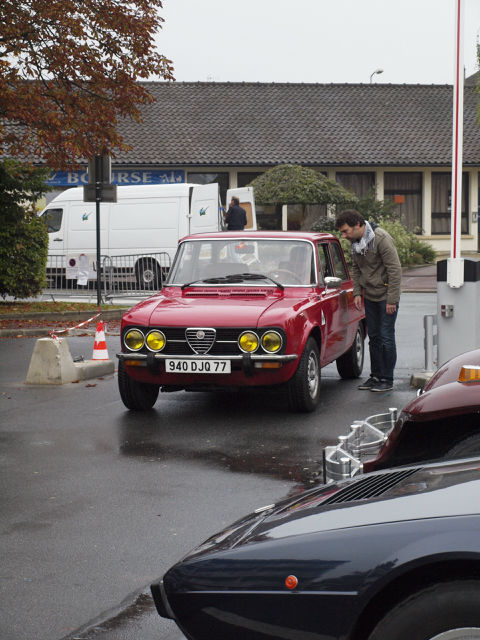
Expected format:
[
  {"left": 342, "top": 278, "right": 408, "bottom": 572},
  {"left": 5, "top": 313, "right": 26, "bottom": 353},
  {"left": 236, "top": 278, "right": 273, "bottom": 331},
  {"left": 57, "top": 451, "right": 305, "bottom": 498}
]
[
  {"left": 336, "top": 209, "right": 402, "bottom": 392},
  {"left": 225, "top": 196, "right": 247, "bottom": 230}
]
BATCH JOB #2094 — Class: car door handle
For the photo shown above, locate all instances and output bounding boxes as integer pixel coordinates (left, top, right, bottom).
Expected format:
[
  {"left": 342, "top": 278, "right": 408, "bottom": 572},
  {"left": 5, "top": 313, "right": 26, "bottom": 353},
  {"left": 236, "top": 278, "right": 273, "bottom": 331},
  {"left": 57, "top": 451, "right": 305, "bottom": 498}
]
[{"left": 53, "top": 238, "right": 63, "bottom": 241}]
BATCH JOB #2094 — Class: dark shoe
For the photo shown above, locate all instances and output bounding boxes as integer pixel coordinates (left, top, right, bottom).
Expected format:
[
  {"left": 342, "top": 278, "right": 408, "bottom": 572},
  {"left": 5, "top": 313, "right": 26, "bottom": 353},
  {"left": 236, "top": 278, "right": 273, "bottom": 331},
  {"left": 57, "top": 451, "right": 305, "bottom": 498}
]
[
  {"left": 358, "top": 376, "right": 380, "bottom": 390},
  {"left": 370, "top": 380, "right": 393, "bottom": 392}
]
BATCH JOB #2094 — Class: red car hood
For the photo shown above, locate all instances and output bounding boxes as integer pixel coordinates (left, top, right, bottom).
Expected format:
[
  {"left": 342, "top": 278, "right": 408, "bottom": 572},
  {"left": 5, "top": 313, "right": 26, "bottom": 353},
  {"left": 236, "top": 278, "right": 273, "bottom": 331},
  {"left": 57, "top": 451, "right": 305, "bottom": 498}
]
[{"left": 121, "top": 287, "right": 303, "bottom": 327}]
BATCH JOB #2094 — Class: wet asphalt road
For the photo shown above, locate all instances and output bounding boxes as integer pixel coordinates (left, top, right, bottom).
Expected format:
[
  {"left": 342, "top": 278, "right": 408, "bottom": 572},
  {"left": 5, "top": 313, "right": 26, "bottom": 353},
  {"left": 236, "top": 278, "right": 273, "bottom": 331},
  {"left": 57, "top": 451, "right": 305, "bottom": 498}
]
[{"left": 0, "top": 293, "right": 436, "bottom": 640}]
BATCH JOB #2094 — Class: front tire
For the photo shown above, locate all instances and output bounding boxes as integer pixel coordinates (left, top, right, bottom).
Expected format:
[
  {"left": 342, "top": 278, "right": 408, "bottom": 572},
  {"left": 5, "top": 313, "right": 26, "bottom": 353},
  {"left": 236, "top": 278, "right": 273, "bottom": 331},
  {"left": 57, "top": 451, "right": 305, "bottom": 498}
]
[
  {"left": 336, "top": 323, "right": 364, "bottom": 379},
  {"left": 368, "top": 581, "right": 480, "bottom": 640},
  {"left": 287, "top": 337, "right": 320, "bottom": 413},
  {"left": 118, "top": 360, "right": 159, "bottom": 411}
]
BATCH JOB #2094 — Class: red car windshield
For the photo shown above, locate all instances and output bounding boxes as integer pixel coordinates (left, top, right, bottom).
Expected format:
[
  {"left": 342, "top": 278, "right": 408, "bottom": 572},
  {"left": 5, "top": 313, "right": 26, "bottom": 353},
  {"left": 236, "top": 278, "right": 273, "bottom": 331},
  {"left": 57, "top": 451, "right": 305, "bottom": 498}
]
[{"left": 168, "top": 238, "right": 315, "bottom": 286}]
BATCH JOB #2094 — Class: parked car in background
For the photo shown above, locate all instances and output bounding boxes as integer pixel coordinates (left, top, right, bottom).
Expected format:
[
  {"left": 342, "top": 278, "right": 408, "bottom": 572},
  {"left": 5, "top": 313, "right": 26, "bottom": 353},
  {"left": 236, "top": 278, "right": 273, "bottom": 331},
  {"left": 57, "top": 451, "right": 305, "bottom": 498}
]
[
  {"left": 151, "top": 457, "right": 480, "bottom": 640},
  {"left": 324, "top": 347, "right": 480, "bottom": 482},
  {"left": 117, "top": 231, "right": 366, "bottom": 412}
]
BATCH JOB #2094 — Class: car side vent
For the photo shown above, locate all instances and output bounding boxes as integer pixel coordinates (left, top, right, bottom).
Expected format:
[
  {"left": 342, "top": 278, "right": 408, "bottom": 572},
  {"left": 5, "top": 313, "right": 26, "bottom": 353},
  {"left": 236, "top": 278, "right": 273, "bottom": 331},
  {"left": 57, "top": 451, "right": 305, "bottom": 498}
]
[{"left": 321, "top": 468, "right": 421, "bottom": 505}]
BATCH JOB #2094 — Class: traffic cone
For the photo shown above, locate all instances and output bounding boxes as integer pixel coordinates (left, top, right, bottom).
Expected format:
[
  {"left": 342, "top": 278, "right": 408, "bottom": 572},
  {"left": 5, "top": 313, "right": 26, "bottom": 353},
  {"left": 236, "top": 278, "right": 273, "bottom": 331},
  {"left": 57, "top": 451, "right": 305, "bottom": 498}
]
[{"left": 92, "top": 321, "right": 109, "bottom": 360}]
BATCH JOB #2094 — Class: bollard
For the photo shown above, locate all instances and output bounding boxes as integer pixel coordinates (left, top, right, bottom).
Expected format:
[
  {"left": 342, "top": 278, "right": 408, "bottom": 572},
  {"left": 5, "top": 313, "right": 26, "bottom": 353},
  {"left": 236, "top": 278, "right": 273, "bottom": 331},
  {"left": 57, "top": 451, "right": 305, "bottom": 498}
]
[{"left": 423, "top": 314, "right": 437, "bottom": 372}]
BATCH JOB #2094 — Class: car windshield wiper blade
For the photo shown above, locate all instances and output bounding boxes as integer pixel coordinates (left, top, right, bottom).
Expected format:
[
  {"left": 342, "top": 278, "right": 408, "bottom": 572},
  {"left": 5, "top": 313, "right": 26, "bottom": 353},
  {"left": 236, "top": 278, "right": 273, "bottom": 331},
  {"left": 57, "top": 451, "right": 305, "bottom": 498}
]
[
  {"left": 181, "top": 273, "right": 284, "bottom": 290},
  {"left": 181, "top": 274, "right": 245, "bottom": 289},
  {"left": 244, "top": 273, "right": 284, "bottom": 290}
]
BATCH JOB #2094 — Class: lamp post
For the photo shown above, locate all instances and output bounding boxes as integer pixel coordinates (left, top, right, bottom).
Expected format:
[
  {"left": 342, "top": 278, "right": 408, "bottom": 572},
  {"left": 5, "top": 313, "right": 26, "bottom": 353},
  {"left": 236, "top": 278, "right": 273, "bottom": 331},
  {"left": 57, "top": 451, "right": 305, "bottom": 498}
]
[{"left": 369, "top": 68, "right": 384, "bottom": 83}]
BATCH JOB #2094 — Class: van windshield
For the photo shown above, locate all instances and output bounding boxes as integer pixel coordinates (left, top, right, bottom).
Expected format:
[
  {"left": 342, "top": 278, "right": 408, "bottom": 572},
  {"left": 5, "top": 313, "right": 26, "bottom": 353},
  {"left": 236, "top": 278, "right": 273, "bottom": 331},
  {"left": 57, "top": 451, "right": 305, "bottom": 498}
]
[
  {"left": 40, "top": 208, "right": 63, "bottom": 233},
  {"left": 167, "top": 239, "right": 315, "bottom": 286}
]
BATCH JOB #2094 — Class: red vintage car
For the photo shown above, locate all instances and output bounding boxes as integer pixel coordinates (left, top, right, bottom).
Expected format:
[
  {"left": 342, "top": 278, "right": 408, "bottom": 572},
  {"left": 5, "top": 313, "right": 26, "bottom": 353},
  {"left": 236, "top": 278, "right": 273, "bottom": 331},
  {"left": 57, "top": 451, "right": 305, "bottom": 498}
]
[
  {"left": 324, "top": 347, "right": 480, "bottom": 482},
  {"left": 117, "top": 231, "right": 366, "bottom": 412}
]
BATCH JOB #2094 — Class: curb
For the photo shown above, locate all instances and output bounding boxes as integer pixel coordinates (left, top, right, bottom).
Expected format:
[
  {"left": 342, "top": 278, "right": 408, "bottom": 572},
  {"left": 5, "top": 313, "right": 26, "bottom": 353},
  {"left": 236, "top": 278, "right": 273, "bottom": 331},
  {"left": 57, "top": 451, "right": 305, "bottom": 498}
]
[
  {"left": 0, "top": 308, "right": 127, "bottom": 338},
  {"left": 410, "top": 371, "right": 434, "bottom": 389},
  {"left": 0, "top": 308, "right": 128, "bottom": 321}
]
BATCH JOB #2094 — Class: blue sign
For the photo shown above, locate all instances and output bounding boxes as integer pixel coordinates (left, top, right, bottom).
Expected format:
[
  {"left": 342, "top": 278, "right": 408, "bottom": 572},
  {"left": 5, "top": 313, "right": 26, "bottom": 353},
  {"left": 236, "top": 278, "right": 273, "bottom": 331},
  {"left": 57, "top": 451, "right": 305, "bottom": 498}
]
[{"left": 47, "top": 169, "right": 185, "bottom": 187}]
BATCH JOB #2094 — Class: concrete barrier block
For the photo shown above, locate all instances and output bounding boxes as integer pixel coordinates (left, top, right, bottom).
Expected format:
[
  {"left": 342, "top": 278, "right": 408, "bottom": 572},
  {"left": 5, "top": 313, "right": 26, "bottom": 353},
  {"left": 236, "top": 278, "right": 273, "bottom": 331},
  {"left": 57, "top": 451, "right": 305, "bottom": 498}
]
[{"left": 25, "top": 337, "right": 115, "bottom": 385}]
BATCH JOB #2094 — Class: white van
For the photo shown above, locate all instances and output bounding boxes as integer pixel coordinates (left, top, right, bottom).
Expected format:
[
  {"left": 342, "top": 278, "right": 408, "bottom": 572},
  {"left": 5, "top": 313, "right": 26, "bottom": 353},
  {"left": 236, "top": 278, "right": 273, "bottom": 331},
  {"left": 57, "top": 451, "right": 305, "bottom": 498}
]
[{"left": 39, "top": 183, "right": 256, "bottom": 288}]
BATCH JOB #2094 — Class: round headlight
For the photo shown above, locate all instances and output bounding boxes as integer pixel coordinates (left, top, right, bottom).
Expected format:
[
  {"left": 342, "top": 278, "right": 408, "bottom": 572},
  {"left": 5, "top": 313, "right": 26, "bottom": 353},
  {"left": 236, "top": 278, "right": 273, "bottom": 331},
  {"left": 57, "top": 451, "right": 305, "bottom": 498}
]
[
  {"left": 261, "top": 331, "right": 282, "bottom": 353},
  {"left": 124, "top": 329, "right": 145, "bottom": 351},
  {"left": 239, "top": 331, "right": 259, "bottom": 353},
  {"left": 146, "top": 330, "right": 166, "bottom": 352}
]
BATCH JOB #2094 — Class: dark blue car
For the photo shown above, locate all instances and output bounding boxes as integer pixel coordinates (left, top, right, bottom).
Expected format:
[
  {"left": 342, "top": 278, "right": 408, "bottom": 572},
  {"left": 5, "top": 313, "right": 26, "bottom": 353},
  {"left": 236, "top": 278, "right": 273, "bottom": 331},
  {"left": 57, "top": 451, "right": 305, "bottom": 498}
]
[{"left": 151, "top": 457, "right": 480, "bottom": 640}]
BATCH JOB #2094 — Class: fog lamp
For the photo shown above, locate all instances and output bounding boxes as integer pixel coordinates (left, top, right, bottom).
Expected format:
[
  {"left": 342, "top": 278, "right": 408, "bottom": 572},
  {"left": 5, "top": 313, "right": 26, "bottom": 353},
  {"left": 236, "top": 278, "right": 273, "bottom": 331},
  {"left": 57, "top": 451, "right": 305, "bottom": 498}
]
[
  {"left": 239, "top": 331, "right": 259, "bottom": 353},
  {"left": 124, "top": 329, "right": 145, "bottom": 351},
  {"left": 146, "top": 330, "right": 166, "bottom": 352},
  {"left": 261, "top": 331, "right": 282, "bottom": 353}
]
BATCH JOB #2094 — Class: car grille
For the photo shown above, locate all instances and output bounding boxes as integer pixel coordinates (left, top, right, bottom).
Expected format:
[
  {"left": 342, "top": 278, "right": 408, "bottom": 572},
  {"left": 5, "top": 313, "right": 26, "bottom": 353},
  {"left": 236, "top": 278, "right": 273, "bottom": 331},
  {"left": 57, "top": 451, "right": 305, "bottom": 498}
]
[
  {"left": 185, "top": 328, "right": 216, "bottom": 354},
  {"left": 321, "top": 468, "right": 420, "bottom": 505},
  {"left": 162, "top": 328, "right": 242, "bottom": 356}
]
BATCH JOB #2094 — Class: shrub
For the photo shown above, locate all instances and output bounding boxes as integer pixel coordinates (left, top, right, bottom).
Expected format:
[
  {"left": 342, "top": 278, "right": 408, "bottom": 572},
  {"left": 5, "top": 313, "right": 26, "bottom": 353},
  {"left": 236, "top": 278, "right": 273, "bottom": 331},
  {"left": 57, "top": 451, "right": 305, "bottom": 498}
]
[
  {"left": 312, "top": 216, "right": 436, "bottom": 267},
  {"left": 0, "top": 160, "right": 50, "bottom": 299}
]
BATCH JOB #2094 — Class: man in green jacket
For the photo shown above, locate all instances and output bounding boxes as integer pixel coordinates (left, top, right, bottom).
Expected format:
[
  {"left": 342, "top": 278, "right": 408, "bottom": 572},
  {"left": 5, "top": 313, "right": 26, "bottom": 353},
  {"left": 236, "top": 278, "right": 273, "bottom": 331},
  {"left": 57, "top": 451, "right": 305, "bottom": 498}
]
[{"left": 336, "top": 209, "right": 402, "bottom": 392}]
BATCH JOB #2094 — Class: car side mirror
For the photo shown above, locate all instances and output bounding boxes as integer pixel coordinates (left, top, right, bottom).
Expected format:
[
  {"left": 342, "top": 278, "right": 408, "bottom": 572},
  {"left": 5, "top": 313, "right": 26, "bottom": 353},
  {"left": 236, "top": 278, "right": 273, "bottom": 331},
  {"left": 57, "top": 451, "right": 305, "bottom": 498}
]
[{"left": 324, "top": 276, "right": 342, "bottom": 289}]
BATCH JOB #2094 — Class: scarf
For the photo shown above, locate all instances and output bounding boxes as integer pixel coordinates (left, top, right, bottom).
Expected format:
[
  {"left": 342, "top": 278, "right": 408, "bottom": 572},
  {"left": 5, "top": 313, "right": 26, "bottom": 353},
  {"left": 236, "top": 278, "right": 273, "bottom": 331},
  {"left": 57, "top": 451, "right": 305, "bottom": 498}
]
[{"left": 352, "top": 220, "right": 375, "bottom": 255}]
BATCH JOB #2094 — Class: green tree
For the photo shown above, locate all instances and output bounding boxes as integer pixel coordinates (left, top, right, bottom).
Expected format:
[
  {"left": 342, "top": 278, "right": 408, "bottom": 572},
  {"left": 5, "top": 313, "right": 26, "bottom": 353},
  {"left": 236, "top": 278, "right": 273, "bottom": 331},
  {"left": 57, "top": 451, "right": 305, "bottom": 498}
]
[
  {"left": 250, "top": 164, "right": 357, "bottom": 208},
  {"left": 0, "top": 160, "right": 50, "bottom": 298}
]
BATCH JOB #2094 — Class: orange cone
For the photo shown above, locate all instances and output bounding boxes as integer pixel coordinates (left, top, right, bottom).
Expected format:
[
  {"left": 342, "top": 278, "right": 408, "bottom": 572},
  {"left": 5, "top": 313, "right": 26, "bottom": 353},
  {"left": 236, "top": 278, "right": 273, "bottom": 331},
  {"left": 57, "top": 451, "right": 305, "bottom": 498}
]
[{"left": 92, "top": 321, "right": 109, "bottom": 360}]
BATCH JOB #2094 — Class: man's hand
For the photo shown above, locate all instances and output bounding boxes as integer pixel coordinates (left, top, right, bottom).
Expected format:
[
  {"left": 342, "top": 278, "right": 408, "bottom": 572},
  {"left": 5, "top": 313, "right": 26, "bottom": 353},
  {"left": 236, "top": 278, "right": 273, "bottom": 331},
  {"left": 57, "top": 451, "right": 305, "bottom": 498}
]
[
  {"left": 354, "top": 295, "right": 363, "bottom": 311},
  {"left": 386, "top": 303, "right": 397, "bottom": 315}
]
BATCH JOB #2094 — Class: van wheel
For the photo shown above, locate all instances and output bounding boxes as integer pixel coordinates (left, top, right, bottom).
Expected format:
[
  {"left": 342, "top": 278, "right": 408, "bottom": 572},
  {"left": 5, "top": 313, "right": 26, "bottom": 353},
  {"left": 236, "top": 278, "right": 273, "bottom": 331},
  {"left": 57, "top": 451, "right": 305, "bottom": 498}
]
[
  {"left": 336, "top": 323, "right": 364, "bottom": 379},
  {"left": 118, "top": 361, "right": 159, "bottom": 410},
  {"left": 135, "top": 259, "right": 161, "bottom": 290},
  {"left": 287, "top": 337, "right": 320, "bottom": 413}
]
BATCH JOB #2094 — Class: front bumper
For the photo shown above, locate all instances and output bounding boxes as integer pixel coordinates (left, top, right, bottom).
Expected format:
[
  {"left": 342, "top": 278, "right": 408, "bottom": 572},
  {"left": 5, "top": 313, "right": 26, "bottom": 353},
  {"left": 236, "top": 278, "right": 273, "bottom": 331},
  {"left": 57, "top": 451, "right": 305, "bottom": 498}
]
[
  {"left": 117, "top": 352, "right": 298, "bottom": 367},
  {"left": 323, "top": 408, "right": 398, "bottom": 483}
]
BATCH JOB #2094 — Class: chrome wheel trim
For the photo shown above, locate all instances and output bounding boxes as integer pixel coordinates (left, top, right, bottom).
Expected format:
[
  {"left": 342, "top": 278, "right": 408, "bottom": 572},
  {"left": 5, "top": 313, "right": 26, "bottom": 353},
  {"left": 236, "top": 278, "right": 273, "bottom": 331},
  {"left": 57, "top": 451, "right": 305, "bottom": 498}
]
[
  {"left": 355, "top": 327, "right": 364, "bottom": 367},
  {"left": 142, "top": 267, "right": 155, "bottom": 283},
  {"left": 431, "top": 629, "right": 480, "bottom": 640},
  {"left": 307, "top": 350, "right": 319, "bottom": 398}
]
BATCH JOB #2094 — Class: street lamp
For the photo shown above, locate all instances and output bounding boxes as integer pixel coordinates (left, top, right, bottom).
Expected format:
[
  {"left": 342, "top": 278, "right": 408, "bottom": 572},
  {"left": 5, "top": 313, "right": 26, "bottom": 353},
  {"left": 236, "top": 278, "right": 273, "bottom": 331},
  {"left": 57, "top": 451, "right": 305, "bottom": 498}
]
[{"left": 369, "top": 68, "right": 384, "bottom": 83}]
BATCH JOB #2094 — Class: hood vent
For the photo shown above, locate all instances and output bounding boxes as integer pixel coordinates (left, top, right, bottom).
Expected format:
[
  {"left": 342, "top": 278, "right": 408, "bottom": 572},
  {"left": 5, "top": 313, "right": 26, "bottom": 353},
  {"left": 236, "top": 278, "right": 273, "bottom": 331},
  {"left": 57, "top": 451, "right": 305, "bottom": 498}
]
[
  {"left": 184, "top": 288, "right": 268, "bottom": 298},
  {"left": 321, "top": 467, "right": 421, "bottom": 506}
]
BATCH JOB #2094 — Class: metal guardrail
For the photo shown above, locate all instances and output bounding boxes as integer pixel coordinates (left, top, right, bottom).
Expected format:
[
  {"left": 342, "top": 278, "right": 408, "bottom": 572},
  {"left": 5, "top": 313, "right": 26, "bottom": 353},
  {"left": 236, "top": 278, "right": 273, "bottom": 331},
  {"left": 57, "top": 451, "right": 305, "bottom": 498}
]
[
  {"left": 323, "top": 407, "right": 398, "bottom": 483},
  {"left": 44, "top": 253, "right": 171, "bottom": 300}
]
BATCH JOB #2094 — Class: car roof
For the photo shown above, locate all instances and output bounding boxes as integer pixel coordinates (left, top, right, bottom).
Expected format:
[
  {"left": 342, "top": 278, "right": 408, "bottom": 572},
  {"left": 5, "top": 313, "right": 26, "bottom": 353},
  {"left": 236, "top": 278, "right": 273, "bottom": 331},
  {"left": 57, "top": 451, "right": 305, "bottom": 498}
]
[{"left": 180, "top": 231, "right": 336, "bottom": 242}]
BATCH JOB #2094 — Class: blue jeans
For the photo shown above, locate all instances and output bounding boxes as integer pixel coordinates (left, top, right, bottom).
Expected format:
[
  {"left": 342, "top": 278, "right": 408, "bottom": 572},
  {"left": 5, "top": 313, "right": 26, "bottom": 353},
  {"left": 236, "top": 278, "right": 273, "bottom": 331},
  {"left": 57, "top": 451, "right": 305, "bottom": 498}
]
[{"left": 364, "top": 299, "right": 398, "bottom": 382}]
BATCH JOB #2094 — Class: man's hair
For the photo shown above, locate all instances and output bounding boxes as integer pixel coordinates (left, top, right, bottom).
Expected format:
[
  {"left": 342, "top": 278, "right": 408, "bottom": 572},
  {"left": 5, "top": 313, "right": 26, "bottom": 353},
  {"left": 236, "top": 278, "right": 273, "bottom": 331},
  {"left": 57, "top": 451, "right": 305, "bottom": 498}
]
[
  {"left": 335, "top": 209, "right": 366, "bottom": 229},
  {"left": 231, "top": 196, "right": 240, "bottom": 205}
]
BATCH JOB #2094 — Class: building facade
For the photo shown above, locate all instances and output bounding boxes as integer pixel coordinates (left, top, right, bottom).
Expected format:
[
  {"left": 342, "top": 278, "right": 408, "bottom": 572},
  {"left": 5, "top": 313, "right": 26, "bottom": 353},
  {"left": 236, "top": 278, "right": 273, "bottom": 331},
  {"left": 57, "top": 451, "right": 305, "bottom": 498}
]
[{"left": 45, "top": 81, "right": 480, "bottom": 254}]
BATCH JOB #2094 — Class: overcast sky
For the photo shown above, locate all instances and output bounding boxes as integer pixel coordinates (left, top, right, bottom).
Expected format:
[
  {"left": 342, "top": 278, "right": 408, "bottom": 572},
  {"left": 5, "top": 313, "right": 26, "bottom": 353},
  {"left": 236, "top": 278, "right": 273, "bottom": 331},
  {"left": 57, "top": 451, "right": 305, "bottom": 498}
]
[{"left": 157, "top": 0, "right": 480, "bottom": 85}]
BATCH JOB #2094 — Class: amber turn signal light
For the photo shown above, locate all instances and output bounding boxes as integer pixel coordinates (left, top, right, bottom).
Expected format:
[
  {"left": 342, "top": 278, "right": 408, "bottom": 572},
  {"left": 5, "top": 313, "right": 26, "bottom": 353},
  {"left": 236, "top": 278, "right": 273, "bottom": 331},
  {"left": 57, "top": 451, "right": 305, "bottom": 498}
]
[
  {"left": 285, "top": 575, "right": 298, "bottom": 590},
  {"left": 458, "top": 365, "right": 480, "bottom": 383}
]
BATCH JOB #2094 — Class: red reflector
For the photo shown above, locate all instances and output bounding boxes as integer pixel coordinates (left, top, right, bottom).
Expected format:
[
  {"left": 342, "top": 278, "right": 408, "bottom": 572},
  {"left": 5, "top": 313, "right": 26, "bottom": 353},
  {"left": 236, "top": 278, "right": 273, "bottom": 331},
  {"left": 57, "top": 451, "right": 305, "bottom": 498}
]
[{"left": 285, "top": 575, "right": 298, "bottom": 590}]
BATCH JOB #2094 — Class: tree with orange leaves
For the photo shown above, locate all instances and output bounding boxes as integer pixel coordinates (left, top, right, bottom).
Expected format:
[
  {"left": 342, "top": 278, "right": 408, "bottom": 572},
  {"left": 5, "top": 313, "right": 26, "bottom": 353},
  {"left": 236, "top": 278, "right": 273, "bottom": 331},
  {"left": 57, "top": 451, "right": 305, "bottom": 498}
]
[{"left": 0, "top": 0, "right": 174, "bottom": 170}]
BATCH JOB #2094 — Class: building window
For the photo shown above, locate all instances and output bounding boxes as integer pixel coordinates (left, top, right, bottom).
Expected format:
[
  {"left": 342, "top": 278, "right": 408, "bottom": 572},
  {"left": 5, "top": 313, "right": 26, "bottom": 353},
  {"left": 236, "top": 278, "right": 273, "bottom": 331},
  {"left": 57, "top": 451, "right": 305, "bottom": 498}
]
[
  {"left": 187, "top": 172, "right": 230, "bottom": 203},
  {"left": 336, "top": 172, "right": 375, "bottom": 198},
  {"left": 431, "top": 172, "right": 469, "bottom": 235},
  {"left": 255, "top": 204, "right": 282, "bottom": 230},
  {"left": 384, "top": 172, "right": 422, "bottom": 232},
  {"left": 237, "top": 172, "right": 263, "bottom": 188},
  {"left": 286, "top": 204, "right": 327, "bottom": 230}
]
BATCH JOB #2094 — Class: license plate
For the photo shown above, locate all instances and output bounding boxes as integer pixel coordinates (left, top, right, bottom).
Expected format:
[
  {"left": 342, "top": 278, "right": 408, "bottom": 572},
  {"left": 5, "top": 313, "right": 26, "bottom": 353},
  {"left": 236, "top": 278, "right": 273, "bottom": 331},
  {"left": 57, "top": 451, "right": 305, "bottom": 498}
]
[{"left": 165, "top": 359, "right": 231, "bottom": 374}]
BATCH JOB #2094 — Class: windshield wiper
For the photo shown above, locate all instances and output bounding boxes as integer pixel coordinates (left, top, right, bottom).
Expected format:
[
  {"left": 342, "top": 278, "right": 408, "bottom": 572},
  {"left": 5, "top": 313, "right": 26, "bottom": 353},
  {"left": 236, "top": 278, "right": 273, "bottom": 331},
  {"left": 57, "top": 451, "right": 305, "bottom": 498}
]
[
  {"left": 240, "top": 273, "right": 284, "bottom": 290},
  {"left": 181, "top": 273, "right": 284, "bottom": 290}
]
